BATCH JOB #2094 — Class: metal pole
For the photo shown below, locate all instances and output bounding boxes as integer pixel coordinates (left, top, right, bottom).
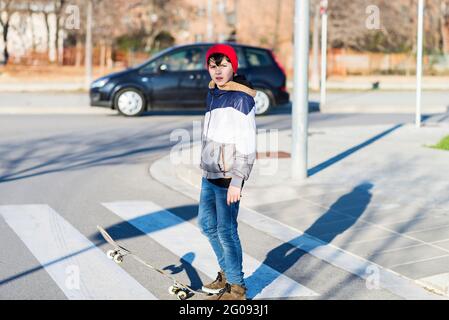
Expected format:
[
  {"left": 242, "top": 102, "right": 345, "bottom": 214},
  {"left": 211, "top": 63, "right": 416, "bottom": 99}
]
[
  {"left": 415, "top": 0, "right": 424, "bottom": 128},
  {"left": 311, "top": 5, "right": 320, "bottom": 91},
  {"left": 320, "top": 0, "right": 328, "bottom": 107},
  {"left": 291, "top": 0, "right": 310, "bottom": 180},
  {"left": 85, "top": 0, "right": 93, "bottom": 90}
]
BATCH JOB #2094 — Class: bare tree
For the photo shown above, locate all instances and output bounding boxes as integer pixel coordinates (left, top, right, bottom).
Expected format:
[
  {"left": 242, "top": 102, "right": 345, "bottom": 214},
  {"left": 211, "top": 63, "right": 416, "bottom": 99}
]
[
  {"left": 25, "top": 0, "right": 37, "bottom": 52},
  {"left": 92, "top": 0, "right": 192, "bottom": 52},
  {"left": 326, "top": 0, "right": 415, "bottom": 52},
  {"left": 27, "top": 0, "right": 53, "bottom": 61},
  {"left": 440, "top": 0, "right": 449, "bottom": 54},
  {"left": 322, "top": 0, "right": 449, "bottom": 54},
  {"left": 0, "top": 0, "right": 15, "bottom": 64},
  {"left": 22, "top": 0, "right": 67, "bottom": 63},
  {"left": 53, "top": 0, "right": 67, "bottom": 64}
]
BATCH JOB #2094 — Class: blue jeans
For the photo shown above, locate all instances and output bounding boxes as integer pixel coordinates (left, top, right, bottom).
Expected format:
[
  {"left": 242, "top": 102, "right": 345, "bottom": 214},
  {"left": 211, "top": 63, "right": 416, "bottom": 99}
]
[{"left": 198, "top": 177, "right": 245, "bottom": 287}]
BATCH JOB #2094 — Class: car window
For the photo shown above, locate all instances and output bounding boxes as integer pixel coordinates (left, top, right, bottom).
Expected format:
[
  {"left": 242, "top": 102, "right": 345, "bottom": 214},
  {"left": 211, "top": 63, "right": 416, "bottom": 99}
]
[
  {"left": 234, "top": 47, "right": 247, "bottom": 69},
  {"left": 141, "top": 48, "right": 205, "bottom": 73},
  {"left": 182, "top": 48, "right": 205, "bottom": 71},
  {"left": 244, "top": 48, "right": 272, "bottom": 67},
  {"left": 140, "top": 59, "right": 159, "bottom": 73}
]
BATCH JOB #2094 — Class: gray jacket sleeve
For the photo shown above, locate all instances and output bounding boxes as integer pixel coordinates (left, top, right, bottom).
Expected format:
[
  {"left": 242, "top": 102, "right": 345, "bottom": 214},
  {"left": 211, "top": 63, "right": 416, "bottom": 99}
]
[{"left": 229, "top": 95, "right": 257, "bottom": 188}]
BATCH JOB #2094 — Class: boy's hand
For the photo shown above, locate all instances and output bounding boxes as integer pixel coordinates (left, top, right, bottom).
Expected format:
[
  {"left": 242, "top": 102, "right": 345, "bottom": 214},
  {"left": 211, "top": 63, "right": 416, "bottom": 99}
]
[{"left": 227, "top": 185, "right": 241, "bottom": 205}]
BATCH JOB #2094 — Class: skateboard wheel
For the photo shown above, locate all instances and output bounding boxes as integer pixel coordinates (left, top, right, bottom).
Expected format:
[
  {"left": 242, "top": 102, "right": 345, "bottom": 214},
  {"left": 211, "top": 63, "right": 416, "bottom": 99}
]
[
  {"left": 113, "top": 254, "right": 124, "bottom": 264},
  {"left": 177, "top": 290, "right": 188, "bottom": 300},
  {"left": 107, "top": 250, "right": 116, "bottom": 259},
  {"left": 168, "top": 285, "right": 178, "bottom": 295}
]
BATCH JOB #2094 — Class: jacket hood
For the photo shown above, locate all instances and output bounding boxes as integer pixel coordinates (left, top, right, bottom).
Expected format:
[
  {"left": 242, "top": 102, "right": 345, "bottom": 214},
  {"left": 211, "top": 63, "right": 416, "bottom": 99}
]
[{"left": 208, "top": 74, "right": 256, "bottom": 98}]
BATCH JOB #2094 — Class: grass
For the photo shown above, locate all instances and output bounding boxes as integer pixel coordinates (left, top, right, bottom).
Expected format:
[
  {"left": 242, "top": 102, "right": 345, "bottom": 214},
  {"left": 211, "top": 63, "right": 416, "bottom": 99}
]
[{"left": 429, "top": 135, "right": 449, "bottom": 151}]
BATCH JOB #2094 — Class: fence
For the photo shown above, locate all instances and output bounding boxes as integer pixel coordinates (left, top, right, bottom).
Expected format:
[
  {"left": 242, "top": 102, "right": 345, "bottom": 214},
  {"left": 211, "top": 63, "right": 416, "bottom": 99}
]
[
  {"left": 321, "top": 48, "right": 449, "bottom": 76},
  {"left": 6, "top": 46, "right": 449, "bottom": 77}
]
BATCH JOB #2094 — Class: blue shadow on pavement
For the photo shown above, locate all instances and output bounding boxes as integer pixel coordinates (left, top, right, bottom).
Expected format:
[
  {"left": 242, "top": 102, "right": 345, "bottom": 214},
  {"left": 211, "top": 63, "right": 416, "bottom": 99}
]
[
  {"left": 308, "top": 124, "right": 403, "bottom": 176},
  {"left": 308, "top": 114, "right": 433, "bottom": 177},
  {"left": 163, "top": 252, "right": 203, "bottom": 290},
  {"left": 245, "top": 182, "right": 373, "bottom": 298},
  {"left": 0, "top": 124, "right": 184, "bottom": 184}
]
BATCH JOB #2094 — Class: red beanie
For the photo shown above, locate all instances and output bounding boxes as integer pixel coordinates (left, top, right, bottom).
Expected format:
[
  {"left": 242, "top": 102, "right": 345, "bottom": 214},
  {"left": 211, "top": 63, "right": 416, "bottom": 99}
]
[{"left": 205, "top": 44, "right": 238, "bottom": 73}]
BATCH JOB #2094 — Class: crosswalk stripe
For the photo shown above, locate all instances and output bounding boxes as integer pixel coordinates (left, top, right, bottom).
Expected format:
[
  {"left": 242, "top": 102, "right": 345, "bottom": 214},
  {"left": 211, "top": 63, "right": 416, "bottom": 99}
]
[
  {"left": 102, "top": 201, "right": 319, "bottom": 299},
  {"left": 0, "top": 205, "right": 157, "bottom": 300}
]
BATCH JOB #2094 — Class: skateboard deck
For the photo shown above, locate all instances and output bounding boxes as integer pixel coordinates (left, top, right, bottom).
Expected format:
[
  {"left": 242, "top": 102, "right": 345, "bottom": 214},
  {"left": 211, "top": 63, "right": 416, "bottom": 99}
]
[{"left": 97, "top": 225, "right": 210, "bottom": 300}]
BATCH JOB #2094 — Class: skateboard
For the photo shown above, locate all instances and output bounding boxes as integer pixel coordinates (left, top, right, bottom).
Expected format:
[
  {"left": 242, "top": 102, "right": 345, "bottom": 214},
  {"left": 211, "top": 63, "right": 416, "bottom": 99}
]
[{"left": 97, "top": 225, "right": 210, "bottom": 300}]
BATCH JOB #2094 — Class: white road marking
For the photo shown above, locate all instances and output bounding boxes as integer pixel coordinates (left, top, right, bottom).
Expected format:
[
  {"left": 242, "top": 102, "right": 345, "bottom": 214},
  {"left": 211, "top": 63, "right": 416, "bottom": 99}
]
[
  {"left": 102, "top": 201, "right": 319, "bottom": 299},
  {"left": 0, "top": 204, "right": 156, "bottom": 300}
]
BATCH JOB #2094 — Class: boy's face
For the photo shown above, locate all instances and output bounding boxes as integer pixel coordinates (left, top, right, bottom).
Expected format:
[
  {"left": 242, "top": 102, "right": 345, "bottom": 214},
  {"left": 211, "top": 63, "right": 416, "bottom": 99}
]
[{"left": 208, "top": 57, "right": 234, "bottom": 87}]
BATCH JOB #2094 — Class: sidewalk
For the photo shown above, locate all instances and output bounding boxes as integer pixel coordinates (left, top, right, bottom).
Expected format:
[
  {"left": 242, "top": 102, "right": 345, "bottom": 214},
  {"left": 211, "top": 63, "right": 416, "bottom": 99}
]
[
  {"left": 0, "top": 82, "right": 85, "bottom": 92},
  {"left": 151, "top": 114, "right": 449, "bottom": 298},
  {"left": 310, "top": 90, "right": 449, "bottom": 114},
  {"left": 289, "top": 75, "right": 449, "bottom": 91},
  {"left": 0, "top": 106, "right": 116, "bottom": 115}
]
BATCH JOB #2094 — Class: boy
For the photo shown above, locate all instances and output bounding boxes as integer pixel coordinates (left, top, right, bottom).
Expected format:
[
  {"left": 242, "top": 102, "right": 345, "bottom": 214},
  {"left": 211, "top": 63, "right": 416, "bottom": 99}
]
[{"left": 198, "top": 44, "right": 257, "bottom": 300}]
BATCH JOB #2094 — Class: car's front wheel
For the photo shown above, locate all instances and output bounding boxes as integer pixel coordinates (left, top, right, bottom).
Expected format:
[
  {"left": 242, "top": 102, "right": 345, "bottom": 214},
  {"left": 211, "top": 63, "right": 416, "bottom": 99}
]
[
  {"left": 254, "top": 89, "right": 274, "bottom": 116},
  {"left": 114, "top": 88, "right": 146, "bottom": 117}
]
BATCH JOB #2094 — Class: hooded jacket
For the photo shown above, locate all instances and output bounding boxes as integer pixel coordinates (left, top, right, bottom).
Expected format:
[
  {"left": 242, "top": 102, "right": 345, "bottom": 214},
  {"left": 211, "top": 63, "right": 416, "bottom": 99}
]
[{"left": 200, "top": 75, "right": 257, "bottom": 188}]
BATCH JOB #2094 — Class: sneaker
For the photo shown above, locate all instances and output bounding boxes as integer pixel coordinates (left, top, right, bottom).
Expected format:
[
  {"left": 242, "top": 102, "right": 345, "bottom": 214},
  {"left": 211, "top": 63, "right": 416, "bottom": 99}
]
[
  {"left": 202, "top": 271, "right": 227, "bottom": 294},
  {"left": 207, "top": 283, "right": 247, "bottom": 300}
]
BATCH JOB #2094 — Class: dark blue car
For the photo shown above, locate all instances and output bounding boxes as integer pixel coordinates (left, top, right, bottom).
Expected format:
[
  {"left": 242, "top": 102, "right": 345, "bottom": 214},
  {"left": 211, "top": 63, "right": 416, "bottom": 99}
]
[{"left": 90, "top": 43, "right": 289, "bottom": 117}]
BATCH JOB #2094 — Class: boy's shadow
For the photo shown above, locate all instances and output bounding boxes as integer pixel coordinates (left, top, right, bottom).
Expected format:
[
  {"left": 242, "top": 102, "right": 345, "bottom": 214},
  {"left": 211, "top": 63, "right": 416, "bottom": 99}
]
[
  {"left": 245, "top": 182, "right": 373, "bottom": 299},
  {"left": 162, "top": 252, "right": 203, "bottom": 290}
]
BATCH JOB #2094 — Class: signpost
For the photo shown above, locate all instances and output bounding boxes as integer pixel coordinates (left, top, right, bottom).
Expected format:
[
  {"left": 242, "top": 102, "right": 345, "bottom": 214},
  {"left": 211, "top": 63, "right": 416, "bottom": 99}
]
[
  {"left": 320, "top": 0, "right": 328, "bottom": 107},
  {"left": 291, "top": 0, "right": 310, "bottom": 180},
  {"left": 415, "top": 0, "right": 425, "bottom": 128},
  {"left": 85, "top": 0, "right": 93, "bottom": 90}
]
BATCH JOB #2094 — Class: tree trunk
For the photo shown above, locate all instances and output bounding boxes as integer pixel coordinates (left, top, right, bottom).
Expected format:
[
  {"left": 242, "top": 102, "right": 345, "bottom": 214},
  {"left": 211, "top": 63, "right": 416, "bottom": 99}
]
[
  {"left": 58, "top": 28, "right": 64, "bottom": 65},
  {"left": 55, "top": 18, "right": 60, "bottom": 64},
  {"left": 100, "top": 40, "right": 106, "bottom": 73},
  {"left": 43, "top": 12, "right": 52, "bottom": 62},
  {"left": 30, "top": 13, "right": 36, "bottom": 53},
  {"left": 272, "top": 0, "right": 282, "bottom": 50},
  {"left": 55, "top": 0, "right": 67, "bottom": 65},
  {"left": 441, "top": 3, "right": 449, "bottom": 54},
  {"left": 85, "top": 0, "right": 93, "bottom": 89},
  {"left": 2, "top": 22, "right": 9, "bottom": 65},
  {"left": 75, "top": 35, "right": 82, "bottom": 67},
  {"left": 106, "top": 44, "right": 113, "bottom": 69}
]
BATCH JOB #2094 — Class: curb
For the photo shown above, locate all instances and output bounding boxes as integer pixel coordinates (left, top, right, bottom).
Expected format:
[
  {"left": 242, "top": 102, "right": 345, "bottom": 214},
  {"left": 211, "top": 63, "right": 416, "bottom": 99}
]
[
  {"left": 0, "top": 84, "right": 86, "bottom": 93},
  {"left": 0, "top": 106, "right": 116, "bottom": 115},
  {"left": 320, "top": 105, "right": 448, "bottom": 114}
]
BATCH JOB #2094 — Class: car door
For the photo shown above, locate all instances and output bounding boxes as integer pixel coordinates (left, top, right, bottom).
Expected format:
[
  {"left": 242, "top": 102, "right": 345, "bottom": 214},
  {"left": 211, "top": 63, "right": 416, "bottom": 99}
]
[
  {"left": 137, "top": 49, "right": 186, "bottom": 106},
  {"left": 176, "top": 47, "right": 209, "bottom": 106}
]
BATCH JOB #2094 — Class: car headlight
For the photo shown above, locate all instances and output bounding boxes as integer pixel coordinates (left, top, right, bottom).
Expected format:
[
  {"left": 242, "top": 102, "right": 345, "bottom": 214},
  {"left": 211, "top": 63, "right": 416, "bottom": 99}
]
[{"left": 91, "top": 78, "right": 109, "bottom": 88}]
